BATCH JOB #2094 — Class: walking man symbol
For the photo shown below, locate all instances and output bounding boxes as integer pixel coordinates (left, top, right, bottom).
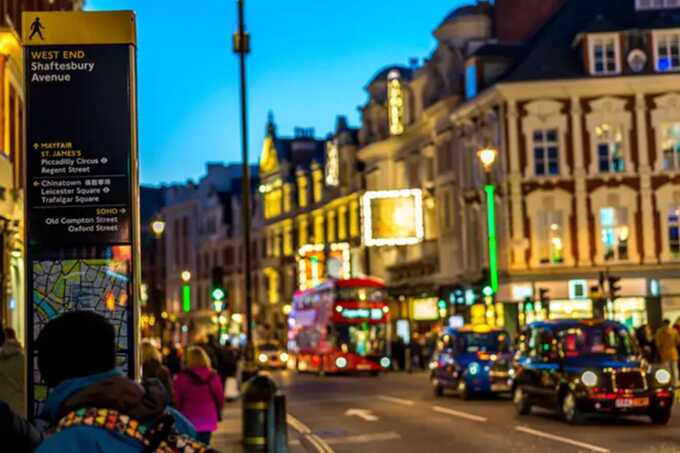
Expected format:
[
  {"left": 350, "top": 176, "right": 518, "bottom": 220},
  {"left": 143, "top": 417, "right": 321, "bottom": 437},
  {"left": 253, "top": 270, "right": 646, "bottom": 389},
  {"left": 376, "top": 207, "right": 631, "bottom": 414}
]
[{"left": 29, "top": 17, "right": 45, "bottom": 40}]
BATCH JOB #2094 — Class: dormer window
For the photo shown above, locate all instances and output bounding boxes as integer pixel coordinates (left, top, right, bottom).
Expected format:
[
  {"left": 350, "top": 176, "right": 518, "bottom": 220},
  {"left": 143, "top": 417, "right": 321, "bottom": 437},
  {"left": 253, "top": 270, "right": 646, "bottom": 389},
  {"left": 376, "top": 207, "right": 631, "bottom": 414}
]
[
  {"left": 653, "top": 31, "right": 680, "bottom": 72},
  {"left": 588, "top": 34, "right": 620, "bottom": 76}
]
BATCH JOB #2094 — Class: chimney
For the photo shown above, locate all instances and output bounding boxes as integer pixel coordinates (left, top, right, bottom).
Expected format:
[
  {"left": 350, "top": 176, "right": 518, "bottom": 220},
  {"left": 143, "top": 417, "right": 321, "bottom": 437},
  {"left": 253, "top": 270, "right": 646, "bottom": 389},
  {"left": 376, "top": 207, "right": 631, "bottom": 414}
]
[{"left": 495, "top": 0, "right": 566, "bottom": 43}]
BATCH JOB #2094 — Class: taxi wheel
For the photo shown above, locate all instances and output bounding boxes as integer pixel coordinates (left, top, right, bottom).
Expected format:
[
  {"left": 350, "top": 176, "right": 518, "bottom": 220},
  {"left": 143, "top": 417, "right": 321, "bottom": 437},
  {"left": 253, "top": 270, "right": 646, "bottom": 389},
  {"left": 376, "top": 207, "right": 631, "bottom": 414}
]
[
  {"left": 513, "top": 386, "right": 531, "bottom": 416},
  {"left": 562, "top": 391, "right": 584, "bottom": 425},
  {"left": 433, "top": 381, "right": 444, "bottom": 397},
  {"left": 649, "top": 407, "right": 672, "bottom": 425}
]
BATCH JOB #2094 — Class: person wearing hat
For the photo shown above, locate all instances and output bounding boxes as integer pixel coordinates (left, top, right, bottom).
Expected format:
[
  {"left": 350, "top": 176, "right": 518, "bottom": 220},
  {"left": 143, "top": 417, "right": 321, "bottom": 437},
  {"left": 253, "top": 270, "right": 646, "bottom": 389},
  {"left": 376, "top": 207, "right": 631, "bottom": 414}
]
[{"left": 34, "top": 311, "right": 210, "bottom": 453}]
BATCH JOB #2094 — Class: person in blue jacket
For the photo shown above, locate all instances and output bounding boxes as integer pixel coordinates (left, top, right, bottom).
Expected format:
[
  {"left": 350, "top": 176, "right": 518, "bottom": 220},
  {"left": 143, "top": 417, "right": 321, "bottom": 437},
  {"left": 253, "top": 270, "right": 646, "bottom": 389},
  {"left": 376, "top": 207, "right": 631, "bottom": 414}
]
[{"left": 33, "top": 311, "right": 211, "bottom": 453}]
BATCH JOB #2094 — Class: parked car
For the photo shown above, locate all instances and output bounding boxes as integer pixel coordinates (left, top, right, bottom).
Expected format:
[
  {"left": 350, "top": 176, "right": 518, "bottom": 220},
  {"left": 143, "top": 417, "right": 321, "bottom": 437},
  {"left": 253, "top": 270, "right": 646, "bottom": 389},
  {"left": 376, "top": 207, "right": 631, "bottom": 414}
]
[
  {"left": 430, "top": 325, "right": 514, "bottom": 399},
  {"left": 512, "top": 319, "right": 674, "bottom": 425},
  {"left": 256, "top": 342, "right": 289, "bottom": 370}
]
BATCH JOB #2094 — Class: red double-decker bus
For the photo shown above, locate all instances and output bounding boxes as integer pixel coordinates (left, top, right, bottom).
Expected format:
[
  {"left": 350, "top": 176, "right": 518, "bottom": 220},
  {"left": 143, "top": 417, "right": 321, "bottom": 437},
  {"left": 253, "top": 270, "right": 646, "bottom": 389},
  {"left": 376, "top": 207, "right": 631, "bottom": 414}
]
[{"left": 288, "top": 278, "right": 391, "bottom": 374}]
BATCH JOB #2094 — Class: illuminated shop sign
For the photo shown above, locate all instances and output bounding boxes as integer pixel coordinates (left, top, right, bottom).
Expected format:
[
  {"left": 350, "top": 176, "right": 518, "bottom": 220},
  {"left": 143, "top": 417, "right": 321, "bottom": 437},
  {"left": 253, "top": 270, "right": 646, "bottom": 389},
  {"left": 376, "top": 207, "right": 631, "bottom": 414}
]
[
  {"left": 362, "top": 189, "right": 424, "bottom": 247},
  {"left": 411, "top": 297, "right": 439, "bottom": 320}
]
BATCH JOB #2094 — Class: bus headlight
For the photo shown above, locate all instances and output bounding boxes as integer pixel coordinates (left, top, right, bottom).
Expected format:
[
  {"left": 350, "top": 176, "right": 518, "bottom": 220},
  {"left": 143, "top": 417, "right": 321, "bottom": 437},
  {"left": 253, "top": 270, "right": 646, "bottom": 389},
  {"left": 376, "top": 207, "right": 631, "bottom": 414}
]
[
  {"left": 280, "top": 352, "right": 289, "bottom": 363},
  {"left": 380, "top": 357, "right": 391, "bottom": 368},
  {"left": 335, "top": 357, "right": 348, "bottom": 368},
  {"left": 581, "top": 371, "right": 598, "bottom": 387},
  {"left": 468, "top": 362, "right": 480, "bottom": 376},
  {"left": 655, "top": 368, "right": 672, "bottom": 385},
  {"left": 258, "top": 353, "right": 268, "bottom": 364}
]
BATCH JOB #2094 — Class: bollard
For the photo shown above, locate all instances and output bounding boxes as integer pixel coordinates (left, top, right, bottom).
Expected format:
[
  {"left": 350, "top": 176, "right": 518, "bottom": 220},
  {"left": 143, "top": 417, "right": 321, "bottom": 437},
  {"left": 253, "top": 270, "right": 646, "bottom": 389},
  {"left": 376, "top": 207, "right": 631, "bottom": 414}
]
[
  {"left": 242, "top": 374, "right": 277, "bottom": 452},
  {"left": 273, "top": 392, "right": 288, "bottom": 453}
]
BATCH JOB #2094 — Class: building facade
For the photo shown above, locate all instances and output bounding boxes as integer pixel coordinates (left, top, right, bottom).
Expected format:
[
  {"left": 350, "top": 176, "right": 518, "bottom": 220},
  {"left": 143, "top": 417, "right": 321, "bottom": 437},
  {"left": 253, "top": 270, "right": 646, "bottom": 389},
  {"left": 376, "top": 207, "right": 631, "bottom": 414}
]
[{"left": 445, "top": 0, "right": 680, "bottom": 331}]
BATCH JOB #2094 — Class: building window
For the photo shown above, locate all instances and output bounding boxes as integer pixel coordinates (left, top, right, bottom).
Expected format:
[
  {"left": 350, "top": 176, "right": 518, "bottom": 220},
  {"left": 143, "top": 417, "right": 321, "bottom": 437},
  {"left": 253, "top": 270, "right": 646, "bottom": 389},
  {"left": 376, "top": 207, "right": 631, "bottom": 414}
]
[
  {"left": 533, "top": 129, "right": 560, "bottom": 176},
  {"left": 337, "top": 206, "right": 347, "bottom": 240},
  {"left": 661, "top": 123, "right": 680, "bottom": 170},
  {"left": 283, "top": 227, "right": 293, "bottom": 256},
  {"left": 596, "top": 124, "right": 625, "bottom": 173},
  {"left": 654, "top": 32, "right": 680, "bottom": 72},
  {"left": 349, "top": 201, "right": 360, "bottom": 237},
  {"left": 539, "top": 211, "right": 564, "bottom": 264},
  {"left": 465, "top": 63, "right": 477, "bottom": 99},
  {"left": 670, "top": 207, "right": 680, "bottom": 258},
  {"left": 298, "top": 219, "right": 308, "bottom": 247},
  {"left": 312, "top": 169, "right": 323, "bottom": 203},
  {"left": 589, "top": 35, "right": 620, "bottom": 75},
  {"left": 325, "top": 140, "right": 339, "bottom": 186},
  {"left": 297, "top": 175, "right": 308, "bottom": 207},
  {"left": 314, "top": 215, "right": 324, "bottom": 245},
  {"left": 600, "top": 207, "right": 629, "bottom": 261},
  {"left": 283, "top": 183, "right": 292, "bottom": 212}
]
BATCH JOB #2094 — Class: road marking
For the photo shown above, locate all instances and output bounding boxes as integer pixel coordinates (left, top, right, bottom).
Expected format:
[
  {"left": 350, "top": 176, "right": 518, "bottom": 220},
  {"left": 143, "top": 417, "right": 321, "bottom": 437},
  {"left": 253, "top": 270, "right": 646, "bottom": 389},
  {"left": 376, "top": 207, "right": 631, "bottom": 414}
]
[
  {"left": 378, "top": 395, "right": 415, "bottom": 406},
  {"left": 432, "top": 405, "right": 488, "bottom": 423},
  {"left": 324, "top": 431, "right": 401, "bottom": 445},
  {"left": 345, "top": 408, "right": 379, "bottom": 421},
  {"left": 287, "top": 414, "right": 334, "bottom": 453},
  {"left": 515, "top": 426, "right": 610, "bottom": 453}
]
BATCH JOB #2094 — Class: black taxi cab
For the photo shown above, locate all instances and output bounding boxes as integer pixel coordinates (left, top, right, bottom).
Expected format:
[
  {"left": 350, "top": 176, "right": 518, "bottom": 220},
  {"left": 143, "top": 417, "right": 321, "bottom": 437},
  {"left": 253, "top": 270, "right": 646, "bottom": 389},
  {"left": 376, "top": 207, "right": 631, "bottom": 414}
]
[{"left": 512, "top": 319, "right": 674, "bottom": 425}]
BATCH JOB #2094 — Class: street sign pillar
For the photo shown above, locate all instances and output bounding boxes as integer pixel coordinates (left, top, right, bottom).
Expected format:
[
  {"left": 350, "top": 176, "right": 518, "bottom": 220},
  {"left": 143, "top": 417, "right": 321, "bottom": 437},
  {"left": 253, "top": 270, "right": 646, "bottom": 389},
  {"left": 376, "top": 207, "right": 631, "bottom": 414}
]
[{"left": 22, "top": 11, "right": 139, "bottom": 419}]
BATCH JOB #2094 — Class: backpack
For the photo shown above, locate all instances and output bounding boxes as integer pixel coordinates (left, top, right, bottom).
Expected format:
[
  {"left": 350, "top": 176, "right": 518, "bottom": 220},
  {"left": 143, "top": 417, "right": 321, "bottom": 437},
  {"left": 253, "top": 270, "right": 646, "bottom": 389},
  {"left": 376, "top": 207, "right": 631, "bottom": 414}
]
[{"left": 56, "top": 407, "right": 220, "bottom": 453}]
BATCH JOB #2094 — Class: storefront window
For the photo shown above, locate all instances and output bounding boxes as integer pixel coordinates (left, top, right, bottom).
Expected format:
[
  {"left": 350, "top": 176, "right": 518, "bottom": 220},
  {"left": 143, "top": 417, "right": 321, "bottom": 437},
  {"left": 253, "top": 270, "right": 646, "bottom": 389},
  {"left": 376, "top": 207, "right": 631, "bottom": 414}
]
[
  {"left": 539, "top": 211, "right": 564, "bottom": 263},
  {"left": 662, "top": 123, "right": 680, "bottom": 170},
  {"left": 600, "top": 207, "right": 629, "bottom": 261}
]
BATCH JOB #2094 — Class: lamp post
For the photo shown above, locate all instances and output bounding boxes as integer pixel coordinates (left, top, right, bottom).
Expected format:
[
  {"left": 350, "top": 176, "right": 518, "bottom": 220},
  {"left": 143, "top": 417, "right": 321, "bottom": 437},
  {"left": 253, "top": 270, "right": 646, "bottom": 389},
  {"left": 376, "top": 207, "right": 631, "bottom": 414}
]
[
  {"left": 233, "top": 0, "right": 256, "bottom": 377},
  {"left": 150, "top": 218, "right": 166, "bottom": 340},
  {"left": 477, "top": 145, "right": 499, "bottom": 295}
]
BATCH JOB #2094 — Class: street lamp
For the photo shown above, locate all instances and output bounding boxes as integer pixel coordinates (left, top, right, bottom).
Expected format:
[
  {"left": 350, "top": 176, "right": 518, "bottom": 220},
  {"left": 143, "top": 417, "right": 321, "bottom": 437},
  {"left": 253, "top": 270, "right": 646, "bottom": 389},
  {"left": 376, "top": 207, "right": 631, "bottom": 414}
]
[
  {"left": 180, "top": 270, "right": 191, "bottom": 283},
  {"left": 151, "top": 219, "right": 166, "bottom": 238},
  {"left": 477, "top": 145, "right": 499, "bottom": 295}
]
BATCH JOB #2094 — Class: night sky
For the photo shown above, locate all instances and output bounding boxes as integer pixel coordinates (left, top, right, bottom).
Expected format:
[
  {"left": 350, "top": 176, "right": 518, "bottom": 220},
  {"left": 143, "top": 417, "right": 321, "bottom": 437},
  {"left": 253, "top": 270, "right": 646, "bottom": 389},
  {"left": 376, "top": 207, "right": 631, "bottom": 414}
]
[{"left": 87, "top": 1, "right": 464, "bottom": 185}]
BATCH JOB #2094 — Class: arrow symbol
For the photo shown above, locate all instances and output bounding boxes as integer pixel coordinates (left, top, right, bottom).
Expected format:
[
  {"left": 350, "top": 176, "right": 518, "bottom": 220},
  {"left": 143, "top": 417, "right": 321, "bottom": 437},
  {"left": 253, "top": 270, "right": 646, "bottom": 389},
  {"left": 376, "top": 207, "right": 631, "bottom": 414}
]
[{"left": 345, "top": 409, "right": 378, "bottom": 421}]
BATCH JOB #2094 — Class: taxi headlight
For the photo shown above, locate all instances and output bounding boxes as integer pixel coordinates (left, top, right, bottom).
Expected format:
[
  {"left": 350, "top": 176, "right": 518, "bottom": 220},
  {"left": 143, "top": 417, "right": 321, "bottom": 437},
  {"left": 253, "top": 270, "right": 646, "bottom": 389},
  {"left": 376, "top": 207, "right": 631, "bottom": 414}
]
[
  {"left": 258, "top": 353, "right": 268, "bottom": 363},
  {"left": 380, "top": 357, "right": 391, "bottom": 368},
  {"left": 335, "top": 357, "right": 348, "bottom": 368},
  {"left": 581, "top": 371, "right": 598, "bottom": 387},
  {"left": 280, "top": 352, "right": 289, "bottom": 362},
  {"left": 655, "top": 368, "right": 672, "bottom": 385},
  {"left": 468, "top": 362, "right": 480, "bottom": 376}
]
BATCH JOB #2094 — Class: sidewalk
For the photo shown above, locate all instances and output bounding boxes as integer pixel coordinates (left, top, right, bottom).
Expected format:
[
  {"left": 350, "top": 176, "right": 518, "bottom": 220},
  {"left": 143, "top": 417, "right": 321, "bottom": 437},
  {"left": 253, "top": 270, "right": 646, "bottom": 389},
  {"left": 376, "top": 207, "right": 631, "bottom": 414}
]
[{"left": 212, "top": 404, "right": 246, "bottom": 453}]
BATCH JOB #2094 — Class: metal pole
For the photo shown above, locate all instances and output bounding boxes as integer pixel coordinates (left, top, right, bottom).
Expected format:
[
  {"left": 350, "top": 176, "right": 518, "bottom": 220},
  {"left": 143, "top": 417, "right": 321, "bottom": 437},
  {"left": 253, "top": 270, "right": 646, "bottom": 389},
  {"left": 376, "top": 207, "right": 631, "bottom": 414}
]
[{"left": 235, "top": 0, "right": 255, "bottom": 369}]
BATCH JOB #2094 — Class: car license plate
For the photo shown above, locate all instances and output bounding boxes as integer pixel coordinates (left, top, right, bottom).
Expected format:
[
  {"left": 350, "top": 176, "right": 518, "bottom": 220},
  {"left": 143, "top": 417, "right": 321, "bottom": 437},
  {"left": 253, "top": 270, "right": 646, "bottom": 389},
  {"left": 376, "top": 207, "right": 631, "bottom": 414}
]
[
  {"left": 633, "top": 397, "right": 649, "bottom": 407},
  {"left": 615, "top": 398, "right": 632, "bottom": 408},
  {"left": 356, "top": 364, "right": 371, "bottom": 370},
  {"left": 491, "top": 383, "right": 510, "bottom": 392}
]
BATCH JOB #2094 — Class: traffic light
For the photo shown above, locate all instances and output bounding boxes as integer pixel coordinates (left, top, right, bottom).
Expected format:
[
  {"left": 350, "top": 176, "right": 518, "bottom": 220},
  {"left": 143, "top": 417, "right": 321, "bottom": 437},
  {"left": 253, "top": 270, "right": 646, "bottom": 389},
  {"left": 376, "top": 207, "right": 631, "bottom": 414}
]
[
  {"left": 608, "top": 275, "right": 621, "bottom": 300},
  {"left": 211, "top": 266, "right": 226, "bottom": 308}
]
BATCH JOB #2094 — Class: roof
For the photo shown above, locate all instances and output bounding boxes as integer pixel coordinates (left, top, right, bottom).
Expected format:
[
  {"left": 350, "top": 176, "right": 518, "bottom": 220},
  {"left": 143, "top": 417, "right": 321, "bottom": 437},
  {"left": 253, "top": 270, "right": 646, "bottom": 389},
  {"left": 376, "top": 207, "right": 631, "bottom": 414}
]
[
  {"left": 368, "top": 65, "right": 413, "bottom": 86},
  {"left": 272, "top": 136, "right": 326, "bottom": 180},
  {"left": 440, "top": 2, "right": 493, "bottom": 27},
  {"left": 503, "top": 0, "right": 680, "bottom": 82},
  {"left": 471, "top": 43, "right": 525, "bottom": 59}
]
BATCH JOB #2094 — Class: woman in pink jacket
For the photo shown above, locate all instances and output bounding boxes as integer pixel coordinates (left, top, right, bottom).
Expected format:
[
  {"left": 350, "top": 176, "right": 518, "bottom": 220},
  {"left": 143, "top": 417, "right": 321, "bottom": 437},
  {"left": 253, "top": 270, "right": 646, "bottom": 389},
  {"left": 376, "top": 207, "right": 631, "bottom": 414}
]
[{"left": 173, "top": 346, "right": 224, "bottom": 445}]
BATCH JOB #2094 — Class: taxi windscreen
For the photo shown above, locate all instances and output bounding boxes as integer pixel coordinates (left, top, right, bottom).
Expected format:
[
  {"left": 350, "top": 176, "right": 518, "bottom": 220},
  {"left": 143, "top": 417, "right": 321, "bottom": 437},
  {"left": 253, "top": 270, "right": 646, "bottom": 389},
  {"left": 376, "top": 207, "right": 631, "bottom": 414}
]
[
  {"left": 557, "top": 325, "right": 639, "bottom": 358},
  {"left": 452, "top": 332, "right": 510, "bottom": 354}
]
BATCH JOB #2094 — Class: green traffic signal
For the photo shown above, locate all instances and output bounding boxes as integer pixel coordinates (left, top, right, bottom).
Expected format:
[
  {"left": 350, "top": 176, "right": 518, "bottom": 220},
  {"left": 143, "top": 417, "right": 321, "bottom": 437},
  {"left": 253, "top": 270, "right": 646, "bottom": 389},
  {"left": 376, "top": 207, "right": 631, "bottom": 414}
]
[{"left": 211, "top": 287, "right": 225, "bottom": 301}]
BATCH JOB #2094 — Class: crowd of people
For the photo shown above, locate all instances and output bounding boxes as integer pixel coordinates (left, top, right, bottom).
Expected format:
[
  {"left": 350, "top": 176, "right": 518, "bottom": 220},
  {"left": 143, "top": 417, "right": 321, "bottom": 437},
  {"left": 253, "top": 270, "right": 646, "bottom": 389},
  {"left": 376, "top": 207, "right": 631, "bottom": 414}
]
[
  {"left": 638, "top": 318, "right": 680, "bottom": 391},
  {"left": 0, "top": 311, "right": 242, "bottom": 452}
]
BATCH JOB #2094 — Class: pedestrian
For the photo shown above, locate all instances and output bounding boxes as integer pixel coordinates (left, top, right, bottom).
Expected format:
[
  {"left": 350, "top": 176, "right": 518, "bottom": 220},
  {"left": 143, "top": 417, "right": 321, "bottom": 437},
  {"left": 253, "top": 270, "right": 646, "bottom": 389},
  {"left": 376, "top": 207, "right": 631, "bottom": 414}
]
[
  {"left": 223, "top": 343, "right": 239, "bottom": 401},
  {"left": 173, "top": 346, "right": 224, "bottom": 446},
  {"left": 164, "top": 345, "right": 183, "bottom": 375},
  {"left": 199, "top": 335, "right": 220, "bottom": 375},
  {"left": 0, "top": 326, "right": 26, "bottom": 416},
  {"left": 141, "top": 340, "right": 175, "bottom": 407},
  {"left": 655, "top": 319, "right": 680, "bottom": 388},
  {"left": 0, "top": 399, "right": 43, "bottom": 452},
  {"left": 635, "top": 323, "right": 656, "bottom": 363},
  {"left": 33, "top": 311, "right": 213, "bottom": 453}
]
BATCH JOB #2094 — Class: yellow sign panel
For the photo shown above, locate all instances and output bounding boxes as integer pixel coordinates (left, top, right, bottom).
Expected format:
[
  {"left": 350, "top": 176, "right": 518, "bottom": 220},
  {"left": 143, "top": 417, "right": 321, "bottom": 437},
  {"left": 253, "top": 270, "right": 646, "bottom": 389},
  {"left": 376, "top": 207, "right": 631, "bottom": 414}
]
[{"left": 22, "top": 11, "right": 136, "bottom": 46}]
